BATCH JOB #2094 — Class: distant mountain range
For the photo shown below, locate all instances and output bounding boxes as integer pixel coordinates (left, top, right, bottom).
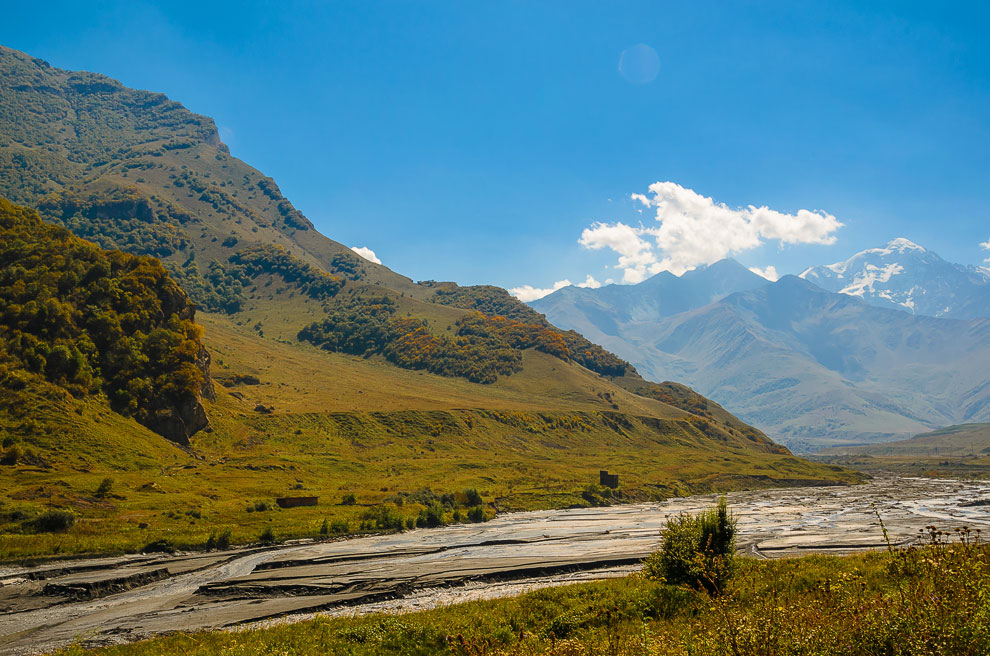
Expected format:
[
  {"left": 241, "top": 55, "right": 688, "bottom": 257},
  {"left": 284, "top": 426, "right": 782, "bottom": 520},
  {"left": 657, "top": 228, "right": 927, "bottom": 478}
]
[
  {"left": 800, "top": 238, "right": 990, "bottom": 320},
  {"left": 531, "top": 247, "right": 990, "bottom": 451}
]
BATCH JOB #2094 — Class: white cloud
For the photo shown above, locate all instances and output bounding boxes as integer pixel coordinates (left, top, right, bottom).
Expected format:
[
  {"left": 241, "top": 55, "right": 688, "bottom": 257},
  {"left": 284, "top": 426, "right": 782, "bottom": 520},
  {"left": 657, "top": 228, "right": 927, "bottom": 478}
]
[
  {"left": 509, "top": 275, "right": 601, "bottom": 303},
  {"left": 584, "top": 182, "right": 842, "bottom": 280},
  {"left": 982, "top": 238, "right": 990, "bottom": 263},
  {"left": 749, "top": 265, "right": 779, "bottom": 281},
  {"left": 350, "top": 246, "right": 382, "bottom": 265},
  {"left": 578, "top": 274, "right": 602, "bottom": 289},
  {"left": 579, "top": 222, "right": 661, "bottom": 283}
]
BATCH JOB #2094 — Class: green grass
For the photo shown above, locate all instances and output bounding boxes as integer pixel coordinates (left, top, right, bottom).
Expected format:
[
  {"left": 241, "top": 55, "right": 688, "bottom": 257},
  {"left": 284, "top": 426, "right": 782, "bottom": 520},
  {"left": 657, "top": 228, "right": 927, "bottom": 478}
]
[
  {"left": 53, "top": 527, "right": 990, "bottom": 655},
  {"left": 0, "top": 374, "right": 859, "bottom": 560}
]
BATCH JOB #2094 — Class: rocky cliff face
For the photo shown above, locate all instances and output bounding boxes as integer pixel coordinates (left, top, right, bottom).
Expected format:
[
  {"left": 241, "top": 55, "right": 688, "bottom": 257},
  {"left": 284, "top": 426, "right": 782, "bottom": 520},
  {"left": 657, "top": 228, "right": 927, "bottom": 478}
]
[{"left": 145, "top": 301, "right": 215, "bottom": 446}]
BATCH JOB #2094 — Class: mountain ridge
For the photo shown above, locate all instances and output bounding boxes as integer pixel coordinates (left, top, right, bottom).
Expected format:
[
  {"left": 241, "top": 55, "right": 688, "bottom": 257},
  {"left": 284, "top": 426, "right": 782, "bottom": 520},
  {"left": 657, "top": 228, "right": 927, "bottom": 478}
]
[
  {"left": 532, "top": 263, "right": 990, "bottom": 451},
  {"left": 799, "top": 238, "right": 990, "bottom": 319}
]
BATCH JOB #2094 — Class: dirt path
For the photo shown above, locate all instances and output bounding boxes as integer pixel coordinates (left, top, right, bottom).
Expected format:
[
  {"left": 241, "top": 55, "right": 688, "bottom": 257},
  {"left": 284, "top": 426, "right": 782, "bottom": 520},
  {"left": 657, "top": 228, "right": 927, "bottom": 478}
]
[{"left": 1, "top": 476, "right": 988, "bottom": 654}]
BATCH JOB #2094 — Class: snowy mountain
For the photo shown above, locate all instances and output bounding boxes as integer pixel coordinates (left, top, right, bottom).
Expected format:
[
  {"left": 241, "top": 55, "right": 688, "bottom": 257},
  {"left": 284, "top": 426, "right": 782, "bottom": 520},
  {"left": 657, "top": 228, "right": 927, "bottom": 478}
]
[
  {"left": 531, "top": 269, "right": 990, "bottom": 451},
  {"left": 799, "top": 238, "right": 990, "bottom": 319}
]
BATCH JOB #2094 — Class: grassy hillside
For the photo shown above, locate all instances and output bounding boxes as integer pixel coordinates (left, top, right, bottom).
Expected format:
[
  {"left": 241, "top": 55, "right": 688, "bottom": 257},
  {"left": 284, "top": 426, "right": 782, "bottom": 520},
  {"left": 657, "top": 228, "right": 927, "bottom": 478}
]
[
  {"left": 0, "top": 46, "right": 862, "bottom": 560},
  {"left": 823, "top": 424, "right": 990, "bottom": 458},
  {"left": 0, "top": 200, "right": 859, "bottom": 560},
  {"left": 1, "top": 300, "right": 858, "bottom": 560}
]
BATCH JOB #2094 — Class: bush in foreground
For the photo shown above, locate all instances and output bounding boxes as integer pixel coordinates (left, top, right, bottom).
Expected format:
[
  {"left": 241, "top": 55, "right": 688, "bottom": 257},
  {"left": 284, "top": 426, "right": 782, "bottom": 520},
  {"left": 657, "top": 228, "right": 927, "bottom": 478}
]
[{"left": 644, "top": 496, "right": 736, "bottom": 594}]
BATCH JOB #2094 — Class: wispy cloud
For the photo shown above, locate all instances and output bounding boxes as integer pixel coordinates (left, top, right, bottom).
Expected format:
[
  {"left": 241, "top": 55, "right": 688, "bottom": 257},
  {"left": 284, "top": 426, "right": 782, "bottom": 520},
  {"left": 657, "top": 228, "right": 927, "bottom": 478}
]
[
  {"left": 510, "top": 275, "right": 601, "bottom": 303},
  {"left": 749, "top": 265, "right": 779, "bottom": 281},
  {"left": 981, "top": 238, "right": 990, "bottom": 263},
  {"left": 351, "top": 246, "right": 381, "bottom": 265},
  {"left": 582, "top": 182, "right": 842, "bottom": 282}
]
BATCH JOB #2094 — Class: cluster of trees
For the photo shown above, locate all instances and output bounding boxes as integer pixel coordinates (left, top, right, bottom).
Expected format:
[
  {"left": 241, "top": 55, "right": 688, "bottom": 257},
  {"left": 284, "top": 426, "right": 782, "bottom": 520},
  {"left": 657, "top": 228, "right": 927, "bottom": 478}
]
[
  {"left": 456, "top": 312, "right": 570, "bottom": 359},
  {"left": 328, "top": 252, "right": 365, "bottom": 280},
  {"left": 0, "top": 197, "right": 208, "bottom": 436},
  {"left": 254, "top": 176, "right": 311, "bottom": 230},
  {"left": 0, "top": 146, "right": 73, "bottom": 206},
  {"left": 297, "top": 296, "right": 522, "bottom": 383},
  {"left": 298, "top": 294, "right": 399, "bottom": 355},
  {"left": 0, "top": 49, "right": 215, "bottom": 171},
  {"left": 298, "top": 289, "right": 627, "bottom": 384},
  {"left": 431, "top": 283, "right": 631, "bottom": 377},
  {"left": 430, "top": 283, "right": 546, "bottom": 323},
  {"left": 36, "top": 187, "right": 193, "bottom": 258},
  {"left": 229, "top": 245, "right": 344, "bottom": 301},
  {"left": 166, "top": 259, "right": 250, "bottom": 313}
]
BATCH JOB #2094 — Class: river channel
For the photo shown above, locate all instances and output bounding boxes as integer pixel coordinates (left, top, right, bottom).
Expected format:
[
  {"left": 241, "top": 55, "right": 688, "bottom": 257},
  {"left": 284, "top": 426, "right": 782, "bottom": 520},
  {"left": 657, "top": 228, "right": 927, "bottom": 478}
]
[{"left": 1, "top": 476, "right": 989, "bottom": 654}]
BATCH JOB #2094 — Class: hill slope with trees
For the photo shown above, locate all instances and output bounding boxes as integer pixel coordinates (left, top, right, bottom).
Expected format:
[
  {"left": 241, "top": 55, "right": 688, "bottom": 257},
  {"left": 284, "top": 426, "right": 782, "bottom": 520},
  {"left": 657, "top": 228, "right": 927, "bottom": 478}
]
[
  {"left": 0, "top": 197, "right": 212, "bottom": 444},
  {"left": 0, "top": 45, "right": 860, "bottom": 559}
]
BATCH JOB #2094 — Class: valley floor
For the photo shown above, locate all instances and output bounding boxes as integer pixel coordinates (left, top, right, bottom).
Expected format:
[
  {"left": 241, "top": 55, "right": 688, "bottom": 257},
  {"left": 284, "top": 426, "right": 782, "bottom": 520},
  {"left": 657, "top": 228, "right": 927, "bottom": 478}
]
[{"left": 2, "top": 476, "right": 988, "bottom": 655}]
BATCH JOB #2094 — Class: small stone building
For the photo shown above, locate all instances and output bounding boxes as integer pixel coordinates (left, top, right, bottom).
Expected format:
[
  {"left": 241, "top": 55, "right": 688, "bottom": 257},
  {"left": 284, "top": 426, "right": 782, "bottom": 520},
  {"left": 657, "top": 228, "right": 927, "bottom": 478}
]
[
  {"left": 275, "top": 496, "right": 319, "bottom": 508},
  {"left": 599, "top": 470, "right": 619, "bottom": 489}
]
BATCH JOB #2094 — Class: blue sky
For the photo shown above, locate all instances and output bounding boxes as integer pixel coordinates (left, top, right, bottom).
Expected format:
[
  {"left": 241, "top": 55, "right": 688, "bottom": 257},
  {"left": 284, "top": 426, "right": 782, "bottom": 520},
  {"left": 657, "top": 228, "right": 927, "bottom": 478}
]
[{"left": 3, "top": 1, "right": 989, "bottom": 296}]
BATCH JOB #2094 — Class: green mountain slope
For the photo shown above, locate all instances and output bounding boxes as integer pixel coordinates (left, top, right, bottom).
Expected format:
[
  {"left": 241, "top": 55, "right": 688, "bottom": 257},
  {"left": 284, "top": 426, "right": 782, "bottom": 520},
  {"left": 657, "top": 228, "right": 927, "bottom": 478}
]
[
  {"left": 0, "top": 46, "right": 861, "bottom": 559},
  {"left": 823, "top": 424, "right": 990, "bottom": 457}
]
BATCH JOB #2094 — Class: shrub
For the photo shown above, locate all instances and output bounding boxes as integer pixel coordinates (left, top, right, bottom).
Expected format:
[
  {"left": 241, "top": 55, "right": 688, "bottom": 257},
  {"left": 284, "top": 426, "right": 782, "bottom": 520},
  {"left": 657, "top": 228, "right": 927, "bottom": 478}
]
[
  {"left": 143, "top": 538, "right": 176, "bottom": 553},
  {"left": 1, "top": 444, "right": 22, "bottom": 465},
  {"left": 644, "top": 496, "right": 736, "bottom": 594},
  {"left": 259, "top": 526, "right": 276, "bottom": 544},
  {"left": 362, "top": 504, "right": 405, "bottom": 531},
  {"left": 205, "top": 528, "right": 232, "bottom": 550},
  {"left": 27, "top": 509, "right": 76, "bottom": 533},
  {"left": 467, "top": 505, "right": 486, "bottom": 523},
  {"left": 464, "top": 488, "right": 483, "bottom": 506},
  {"left": 341, "top": 493, "right": 357, "bottom": 505},
  {"left": 416, "top": 503, "right": 445, "bottom": 528},
  {"left": 319, "top": 518, "right": 329, "bottom": 536},
  {"left": 95, "top": 477, "right": 114, "bottom": 498},
  {"left": 581, "top": 484, "right": 609, "bottom": 506}
]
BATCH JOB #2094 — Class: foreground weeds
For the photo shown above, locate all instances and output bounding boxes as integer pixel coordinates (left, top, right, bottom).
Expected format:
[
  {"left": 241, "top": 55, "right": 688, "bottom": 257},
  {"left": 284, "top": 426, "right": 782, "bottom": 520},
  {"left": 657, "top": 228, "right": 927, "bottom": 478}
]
[{"left": 58, "top": 525, "right": 989, "bottom": 656}]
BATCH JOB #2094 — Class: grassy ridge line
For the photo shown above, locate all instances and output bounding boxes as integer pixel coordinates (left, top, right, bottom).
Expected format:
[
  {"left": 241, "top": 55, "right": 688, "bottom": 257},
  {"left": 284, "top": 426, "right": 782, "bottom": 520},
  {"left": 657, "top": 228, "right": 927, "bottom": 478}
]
[{"left": 54, "top": 532, "right": 990, "bottom": 655}]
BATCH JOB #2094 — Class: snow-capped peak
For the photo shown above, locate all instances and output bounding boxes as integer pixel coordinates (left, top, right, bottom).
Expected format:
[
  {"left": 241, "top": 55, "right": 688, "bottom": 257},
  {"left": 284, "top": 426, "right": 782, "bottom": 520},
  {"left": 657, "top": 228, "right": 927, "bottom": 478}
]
[
  {"left": 799, "top": 238, "right": 928, "bottom": 279},
  {"left": 883, "top": 237, "right": 926, "bottom": 254},
  {"left": 799, "top": 239, "right": 989, "bottom": 319}
]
